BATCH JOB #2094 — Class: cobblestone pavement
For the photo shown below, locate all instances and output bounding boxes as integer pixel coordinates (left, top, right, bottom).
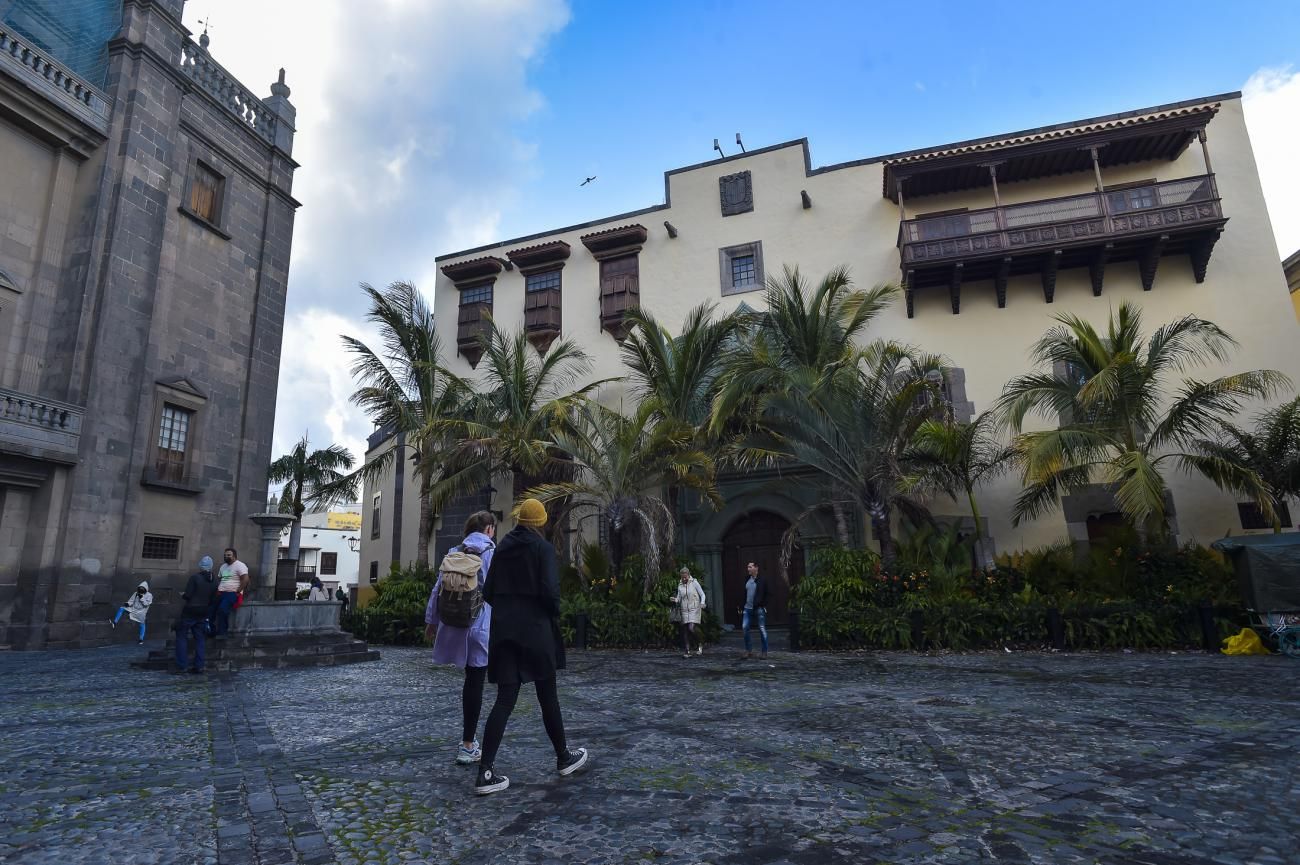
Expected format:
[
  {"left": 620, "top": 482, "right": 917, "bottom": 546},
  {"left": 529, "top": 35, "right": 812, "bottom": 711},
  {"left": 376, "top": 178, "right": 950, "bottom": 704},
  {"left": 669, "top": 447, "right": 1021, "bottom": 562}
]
[{"left": 1, "top": 644, "right": 1297, "bottom": 865}]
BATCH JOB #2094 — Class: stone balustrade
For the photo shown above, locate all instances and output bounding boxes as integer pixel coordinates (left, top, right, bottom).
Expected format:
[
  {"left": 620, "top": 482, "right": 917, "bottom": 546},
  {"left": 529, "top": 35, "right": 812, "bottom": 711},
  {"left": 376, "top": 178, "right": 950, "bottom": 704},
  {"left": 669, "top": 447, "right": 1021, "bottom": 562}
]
[
  {"left": 0, "top": 24, "right": 111, "bottom": 132},
  {"left": 179, "top": 39, "right": 276, "bottom": 144},
  {"left": 0, "top": 386, "right": 84, "bottom": 465}
]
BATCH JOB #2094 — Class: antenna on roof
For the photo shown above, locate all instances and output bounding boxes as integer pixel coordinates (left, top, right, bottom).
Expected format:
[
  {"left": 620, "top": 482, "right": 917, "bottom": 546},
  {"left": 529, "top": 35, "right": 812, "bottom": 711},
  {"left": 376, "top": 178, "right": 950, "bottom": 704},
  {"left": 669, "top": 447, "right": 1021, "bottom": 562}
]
[
  {"left": 713, "top": 138, "right": 726, "bottom": 159},
  {"left": 736, "top": 133, "right": 746, "bottom": 153}
]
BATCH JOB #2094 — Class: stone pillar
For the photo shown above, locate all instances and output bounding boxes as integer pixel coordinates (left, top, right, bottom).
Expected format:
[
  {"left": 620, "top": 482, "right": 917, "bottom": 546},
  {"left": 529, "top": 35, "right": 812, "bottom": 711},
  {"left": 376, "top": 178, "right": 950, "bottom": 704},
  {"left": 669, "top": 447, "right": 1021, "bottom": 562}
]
[
  {"left": 261, "top": 69, "right": 296, "bottom": 157},
  {"left": 249, "top": 513, "right": 294, "bottom": 602},
  {"left": 691, "top": 543, "right": 724, "bottom": 624}
]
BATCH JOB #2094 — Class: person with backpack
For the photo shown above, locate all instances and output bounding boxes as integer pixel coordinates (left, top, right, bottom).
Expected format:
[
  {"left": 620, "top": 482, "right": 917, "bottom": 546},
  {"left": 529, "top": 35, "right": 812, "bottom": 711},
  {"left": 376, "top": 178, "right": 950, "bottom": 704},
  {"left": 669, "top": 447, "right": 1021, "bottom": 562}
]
[
  {"left": 474, "top": 498, "right": 588, "bottom": 795},
  {"left": 424, "top": 511, "right": 497, "bottom": 765}
]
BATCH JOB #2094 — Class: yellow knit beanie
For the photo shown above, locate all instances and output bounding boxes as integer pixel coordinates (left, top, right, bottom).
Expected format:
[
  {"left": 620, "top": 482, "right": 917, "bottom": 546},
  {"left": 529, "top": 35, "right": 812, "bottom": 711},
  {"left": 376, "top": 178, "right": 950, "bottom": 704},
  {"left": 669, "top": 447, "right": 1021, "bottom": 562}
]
[{"left": 516, "top": 498, "right": 548, "bottom": 528}]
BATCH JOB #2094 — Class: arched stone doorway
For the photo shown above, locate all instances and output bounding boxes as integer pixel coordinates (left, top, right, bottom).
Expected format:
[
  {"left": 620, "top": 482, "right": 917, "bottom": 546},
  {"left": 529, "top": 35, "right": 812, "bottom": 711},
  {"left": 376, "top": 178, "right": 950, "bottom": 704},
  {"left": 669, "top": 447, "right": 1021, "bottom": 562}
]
[{"left": 720, "top": 511, "right": 803, "bottom": 627}]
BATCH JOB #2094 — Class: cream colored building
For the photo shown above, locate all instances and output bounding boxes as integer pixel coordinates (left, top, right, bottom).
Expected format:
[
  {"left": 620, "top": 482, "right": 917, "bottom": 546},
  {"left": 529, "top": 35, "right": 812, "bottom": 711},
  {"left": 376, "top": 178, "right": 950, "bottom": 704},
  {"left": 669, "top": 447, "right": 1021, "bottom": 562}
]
[{"left": 364, "top": 91, "right": 1300, "bottom": 624}]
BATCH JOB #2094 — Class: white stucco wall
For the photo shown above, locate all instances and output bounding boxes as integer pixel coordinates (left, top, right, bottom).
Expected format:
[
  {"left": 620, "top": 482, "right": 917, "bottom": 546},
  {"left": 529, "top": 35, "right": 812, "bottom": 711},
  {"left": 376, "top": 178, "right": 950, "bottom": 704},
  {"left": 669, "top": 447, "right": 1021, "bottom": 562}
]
[{"left": 423, "top": 94, "right": 1300, "bottom": 557}]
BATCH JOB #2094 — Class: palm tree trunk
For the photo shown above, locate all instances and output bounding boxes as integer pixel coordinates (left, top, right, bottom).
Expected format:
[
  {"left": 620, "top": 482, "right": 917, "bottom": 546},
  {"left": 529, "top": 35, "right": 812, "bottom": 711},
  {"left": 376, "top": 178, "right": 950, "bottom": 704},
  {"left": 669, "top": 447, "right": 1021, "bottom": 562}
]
[
  {"left": 967, "top": 488, "right": 985, "bottom": 574},
  {"left": 831, "top": 497, "right": 851, "bottom": 546},
  {"left": 870, "top": 508, "right": 896, "bottom": 566},
  {"left": 287, "top": 518, "right": 302, "bottom": 563},
  {"left": 416, "top": 486, "right": 433, "bottom": 567}
]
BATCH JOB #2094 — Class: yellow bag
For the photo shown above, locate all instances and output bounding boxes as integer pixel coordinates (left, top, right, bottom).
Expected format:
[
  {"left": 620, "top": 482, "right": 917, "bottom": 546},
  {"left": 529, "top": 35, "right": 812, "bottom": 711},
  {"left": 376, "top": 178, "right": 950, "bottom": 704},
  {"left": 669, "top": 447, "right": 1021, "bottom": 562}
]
[{"left": 1221, "top": 628, "right": 1270, "bottom": 656}]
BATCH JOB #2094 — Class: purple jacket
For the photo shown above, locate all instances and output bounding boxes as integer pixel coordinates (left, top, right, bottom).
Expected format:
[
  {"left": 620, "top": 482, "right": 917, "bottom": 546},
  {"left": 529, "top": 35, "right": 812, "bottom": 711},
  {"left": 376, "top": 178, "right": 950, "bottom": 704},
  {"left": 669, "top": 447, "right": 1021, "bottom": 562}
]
[{"left": 425, "top": 532, "right": 494, "bottom": 668}]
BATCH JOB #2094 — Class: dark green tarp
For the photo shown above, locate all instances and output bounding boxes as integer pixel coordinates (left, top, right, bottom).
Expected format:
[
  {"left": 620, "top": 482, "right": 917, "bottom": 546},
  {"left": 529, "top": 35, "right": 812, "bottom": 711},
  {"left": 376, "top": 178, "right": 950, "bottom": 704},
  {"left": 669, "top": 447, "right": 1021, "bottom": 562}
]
[{"left": 1212, "top": 534, "right": 1300, "bottom": 611}]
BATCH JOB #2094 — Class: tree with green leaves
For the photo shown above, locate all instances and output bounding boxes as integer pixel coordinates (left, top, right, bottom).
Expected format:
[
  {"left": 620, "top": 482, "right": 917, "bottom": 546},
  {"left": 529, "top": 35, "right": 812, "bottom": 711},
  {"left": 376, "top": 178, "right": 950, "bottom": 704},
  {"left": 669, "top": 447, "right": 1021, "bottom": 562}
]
[
  {"left": 712, "top": 265, "right": 899, "bottom": 544},
  {"left": 735, "top": 340, "right": 946, "bottom": 564},
  {"left": 339, "top": 280, "right": 471, "bottom": 566},
  {"left": 997, "top": 301, "right": 1290, "bottom": 539},
  {"left": 267, "top": 434, "right": 355, "bottom": 563},
  {"left": 905, "top": 411, "right": 1018, "bottom": 570},
  {"left": 444, "top": 317, "right": 612, "bottom": 503},
  {"left": 519, "top": 399, "right": 721, "bottom": 591},
  {"left": 621, "top": 302, "right": 739, "bottom": 552},
  {"left": 1195, "top": 395, "right": 1300, "bottom": 533}
]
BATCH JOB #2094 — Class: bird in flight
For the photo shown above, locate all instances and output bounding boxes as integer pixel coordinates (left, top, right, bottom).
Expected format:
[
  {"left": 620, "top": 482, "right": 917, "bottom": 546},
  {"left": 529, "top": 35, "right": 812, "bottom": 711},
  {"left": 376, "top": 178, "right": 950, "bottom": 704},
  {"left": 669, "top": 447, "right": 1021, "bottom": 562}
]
[{"left": 580, "top": 176, "right": 597, "bottom": 186}]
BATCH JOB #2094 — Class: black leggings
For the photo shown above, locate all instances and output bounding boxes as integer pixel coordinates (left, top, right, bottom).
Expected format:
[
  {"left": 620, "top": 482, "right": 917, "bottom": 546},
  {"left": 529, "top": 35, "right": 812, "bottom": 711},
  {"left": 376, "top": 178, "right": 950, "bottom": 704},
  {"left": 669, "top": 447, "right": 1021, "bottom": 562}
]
[
  {"left": 480, "top": 676, "right": 566, "bottom": 771},
  {"left": 679, "top": 622, "right": 699, "bottom": 652},
  {"left": 462, "top": 665, "right": 487, "bottom": 743}
]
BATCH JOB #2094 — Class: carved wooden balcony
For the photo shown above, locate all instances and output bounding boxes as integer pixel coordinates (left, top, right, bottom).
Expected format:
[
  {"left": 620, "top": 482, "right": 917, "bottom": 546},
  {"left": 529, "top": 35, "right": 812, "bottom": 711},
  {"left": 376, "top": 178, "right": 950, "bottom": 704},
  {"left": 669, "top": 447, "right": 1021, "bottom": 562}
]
[{"left": 897, "top": 174, "right": 1226, "bottom": 317}]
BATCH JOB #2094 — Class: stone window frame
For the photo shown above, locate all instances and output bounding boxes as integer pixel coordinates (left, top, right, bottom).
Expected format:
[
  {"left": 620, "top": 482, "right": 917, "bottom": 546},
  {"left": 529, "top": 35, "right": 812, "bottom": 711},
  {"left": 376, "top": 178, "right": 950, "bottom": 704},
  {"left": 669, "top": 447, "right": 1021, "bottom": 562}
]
[
  {"left": 136, "top": 532, "right": 184, "bottom": 570},
  {"left": 0, "top": 268, "right": 21, "bottom": 362},
  {"left": 719, "top": 241, "right": 764, "bottom": 296},
  {"left": 178, "top": 154, "right": 232, "bottom": 239},
  {"left": 141, "top": 379, "right": 207, "bottom": 495},
  {"left": 141, "top": 534, "right": 182, "bottom": 562}
]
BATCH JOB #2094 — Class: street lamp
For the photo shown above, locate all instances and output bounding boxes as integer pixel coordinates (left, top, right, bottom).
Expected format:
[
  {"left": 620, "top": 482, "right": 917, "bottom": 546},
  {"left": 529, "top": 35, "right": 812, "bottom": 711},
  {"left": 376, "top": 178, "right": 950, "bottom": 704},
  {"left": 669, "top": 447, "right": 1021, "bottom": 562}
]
[{"left": 346, "top": 536, "right": 360, "bottom": 553}]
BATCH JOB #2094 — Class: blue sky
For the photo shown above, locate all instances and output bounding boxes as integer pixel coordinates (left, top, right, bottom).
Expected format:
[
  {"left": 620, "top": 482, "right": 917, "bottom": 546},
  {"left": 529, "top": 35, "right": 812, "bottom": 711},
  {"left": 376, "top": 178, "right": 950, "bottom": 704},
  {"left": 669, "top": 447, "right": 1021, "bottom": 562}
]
[
  {"left": 502, "top": 0, "right": 1300, "bottom": 244},
  {"left": 185, "top": 0, "right": 1300, "bottom": 474}
]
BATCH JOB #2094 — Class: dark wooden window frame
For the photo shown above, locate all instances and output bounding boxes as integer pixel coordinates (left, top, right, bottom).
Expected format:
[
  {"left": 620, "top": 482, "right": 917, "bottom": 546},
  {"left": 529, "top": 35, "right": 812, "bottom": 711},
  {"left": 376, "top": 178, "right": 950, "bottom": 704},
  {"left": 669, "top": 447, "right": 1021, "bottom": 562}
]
[
  {"left": 441, "top": 256, "right": 505, "bottom": 367},
  {"left": 142, "top": 379, "right": 206, "bottom": 494},
  {"left": 1238, "top": 501, "right": 1291, "bottom": 531},
  {"left": 370, "top": 491, "right": 382, "bottom": 540},
  {"left": 581, "top": 225, "right": 647, "bottom": 342},
  {"left": 507, "top": 240, "right": 571, "bottom": 355},
  {"left": 319, "top": 551, "right": 338, "bottom": 575},
  {"left": 369, "top": 561, "right": 380, "bottom": 585}
]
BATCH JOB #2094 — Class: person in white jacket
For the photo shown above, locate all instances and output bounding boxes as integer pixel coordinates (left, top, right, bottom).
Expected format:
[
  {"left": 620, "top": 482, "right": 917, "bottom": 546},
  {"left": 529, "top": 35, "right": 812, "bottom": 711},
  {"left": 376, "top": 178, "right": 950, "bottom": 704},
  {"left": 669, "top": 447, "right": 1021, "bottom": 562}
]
[
  {"left": 672, "top": 567, "right": 706, "bottom": 658},
  {"left": 111, "top": 581, "right": 153, "bottom": 644},
  {"left": 307, "top": 577, "right": 331, "bottom": 601}
]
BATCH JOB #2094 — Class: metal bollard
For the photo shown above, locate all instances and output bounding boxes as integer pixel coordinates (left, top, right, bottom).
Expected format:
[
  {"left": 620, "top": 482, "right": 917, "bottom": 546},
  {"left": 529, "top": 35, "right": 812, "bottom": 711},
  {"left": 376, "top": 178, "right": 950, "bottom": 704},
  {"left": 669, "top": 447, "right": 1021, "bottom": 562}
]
[
  {"left": 1197, "top": 603, "right": 1216, "bottom": 653},
  {"left": 910, "top": 610, "right": 925, "bottom": 651},
  {"left": 1047, "top": 607, "right": 1065, "bottom": 651},
  {"left": 575, "top": 612, "right": 589, "bottom": 651}
]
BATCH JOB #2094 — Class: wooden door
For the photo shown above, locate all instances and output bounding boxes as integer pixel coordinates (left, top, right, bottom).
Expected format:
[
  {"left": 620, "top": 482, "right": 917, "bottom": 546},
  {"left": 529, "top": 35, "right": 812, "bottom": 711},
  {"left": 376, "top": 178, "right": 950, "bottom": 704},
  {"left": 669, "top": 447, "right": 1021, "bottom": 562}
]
[{"left": 720, "top": 511, "right": 802, "bottom": 627}]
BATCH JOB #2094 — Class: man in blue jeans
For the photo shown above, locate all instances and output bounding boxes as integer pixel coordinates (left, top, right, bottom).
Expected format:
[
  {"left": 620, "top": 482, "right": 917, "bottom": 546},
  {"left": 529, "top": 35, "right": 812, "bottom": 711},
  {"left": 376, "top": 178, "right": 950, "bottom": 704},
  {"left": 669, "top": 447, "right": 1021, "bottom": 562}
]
[
  {"left": 176, "top": 556, "right": 218, "bottom": 674},
  {"left": 212, "top": 547, "right": 248, "bottom": 638},
  {"left": 742, "top": 561, "right": 768, "bottom": 659}
]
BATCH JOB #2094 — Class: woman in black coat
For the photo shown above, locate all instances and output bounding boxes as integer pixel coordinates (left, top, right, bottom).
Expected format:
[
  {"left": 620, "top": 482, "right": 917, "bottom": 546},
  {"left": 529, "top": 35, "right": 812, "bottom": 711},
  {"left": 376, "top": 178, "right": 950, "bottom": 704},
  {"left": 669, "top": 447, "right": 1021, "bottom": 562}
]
[{"left": 474, "top": 498, "right": 588, "bottom": 795}]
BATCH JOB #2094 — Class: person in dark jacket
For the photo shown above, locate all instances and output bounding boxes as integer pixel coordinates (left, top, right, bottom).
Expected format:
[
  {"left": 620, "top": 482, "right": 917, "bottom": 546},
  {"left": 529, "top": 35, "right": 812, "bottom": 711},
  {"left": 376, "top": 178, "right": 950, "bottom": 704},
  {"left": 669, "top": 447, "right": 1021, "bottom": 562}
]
[
  {"left": 473, "top": 498, "right": 588, "bottom": 795},
  {"left": 741, "top": 561, "right": 769, "bottom": 659},
  {"left": 176, "top": 556, "right": 218, "bottom": 674}
]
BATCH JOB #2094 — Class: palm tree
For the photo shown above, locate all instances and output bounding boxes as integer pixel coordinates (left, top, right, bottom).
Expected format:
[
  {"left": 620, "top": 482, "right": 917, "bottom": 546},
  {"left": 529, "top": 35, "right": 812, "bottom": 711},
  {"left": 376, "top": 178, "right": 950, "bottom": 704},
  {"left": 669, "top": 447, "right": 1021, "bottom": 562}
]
[
  {"left": 735, "top": 340, "right": 945, "bottom": 564},
  {"left": 339, "top": 280, "right": 471, "bottom": 566},
  {"left": 906, "top": 411, "right": 1018, "bottom": 569},
  {"left": 267, "top": 434, "right": 356, "bottom": 563},
  {"left": 520, "top": 399, "right": 721, "bottom": 590},
  {"left": 712, "top": 265, "right": 900, "bottom": 544},
  {"left": 1195, "top": 395, "right": 1300, "bottom": 532},
  {"left": 997, "top": 301, "right": 1290, "bottom": 538},
  {"left": 621, "top": 302, "right": 739, "bottom": 551},
  {"left": 445, "top": 318, "right": 612, "bottom": 503},
  {"left": 621, "top": 302, "right": 739, "bottom": 430}
]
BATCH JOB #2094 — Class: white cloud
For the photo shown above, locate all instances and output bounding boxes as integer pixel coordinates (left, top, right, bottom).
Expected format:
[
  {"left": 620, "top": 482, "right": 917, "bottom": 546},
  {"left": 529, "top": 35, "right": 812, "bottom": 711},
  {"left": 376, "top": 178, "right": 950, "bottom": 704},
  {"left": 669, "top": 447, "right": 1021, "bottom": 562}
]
[
  {"left": 1243, "top": 65, "right": 1300, "bottom": 257},
  {"left": 180, "top": 0, "right": 570, "bottom": 471}
]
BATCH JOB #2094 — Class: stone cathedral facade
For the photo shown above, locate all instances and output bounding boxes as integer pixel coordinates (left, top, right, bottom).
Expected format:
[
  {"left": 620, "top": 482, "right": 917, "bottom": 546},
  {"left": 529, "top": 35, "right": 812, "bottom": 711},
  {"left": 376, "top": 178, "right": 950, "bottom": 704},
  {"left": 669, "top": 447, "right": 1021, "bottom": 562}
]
[{"left": 0, "top": 0, "right": 298, "bottom": 648}]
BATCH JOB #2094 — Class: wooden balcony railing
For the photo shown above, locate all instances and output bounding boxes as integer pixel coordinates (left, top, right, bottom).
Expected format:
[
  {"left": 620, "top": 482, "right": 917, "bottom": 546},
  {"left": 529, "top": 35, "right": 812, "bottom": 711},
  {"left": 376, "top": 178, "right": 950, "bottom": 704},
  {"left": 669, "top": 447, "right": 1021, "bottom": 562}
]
[
  {"left": 896, "top": 174, "right": 1227, "bottom": 316},
  {"left": 899, "top": 174, "right": 1221, "bottom": 267}
]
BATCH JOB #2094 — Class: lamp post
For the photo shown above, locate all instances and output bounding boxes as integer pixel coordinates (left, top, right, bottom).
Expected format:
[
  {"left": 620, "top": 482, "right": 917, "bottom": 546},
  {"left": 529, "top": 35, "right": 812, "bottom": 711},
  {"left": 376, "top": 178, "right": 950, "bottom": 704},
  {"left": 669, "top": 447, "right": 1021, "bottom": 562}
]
[{"left": 346, "top": 536, "right": 360, "bottom": 553}]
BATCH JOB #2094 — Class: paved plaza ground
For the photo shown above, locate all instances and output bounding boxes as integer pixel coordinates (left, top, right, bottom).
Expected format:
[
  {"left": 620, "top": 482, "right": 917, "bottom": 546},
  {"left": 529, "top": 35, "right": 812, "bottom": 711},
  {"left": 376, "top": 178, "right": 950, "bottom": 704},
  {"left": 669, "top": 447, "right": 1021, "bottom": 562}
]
[{"left": 0, "top": 642, "right": 1296, "bottom": 865}]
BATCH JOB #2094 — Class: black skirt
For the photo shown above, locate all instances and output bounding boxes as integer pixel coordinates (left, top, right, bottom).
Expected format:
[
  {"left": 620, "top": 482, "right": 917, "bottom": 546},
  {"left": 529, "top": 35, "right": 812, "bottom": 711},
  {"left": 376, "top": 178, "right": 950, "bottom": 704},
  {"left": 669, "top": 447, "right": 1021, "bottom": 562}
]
[{"left": 488, "top": 639, "right": 557, "bottom": 686}]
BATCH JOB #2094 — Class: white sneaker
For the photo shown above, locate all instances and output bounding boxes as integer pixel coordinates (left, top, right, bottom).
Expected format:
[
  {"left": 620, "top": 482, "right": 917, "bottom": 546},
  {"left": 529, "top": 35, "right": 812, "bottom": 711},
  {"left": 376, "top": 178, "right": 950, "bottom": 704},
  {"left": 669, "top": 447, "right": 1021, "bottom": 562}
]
[
  {"left": 455, "top": 741, "right": 481, "bottom": 765},
  {"left": 696, "top": 645, "right": 703, "bottom": 655}
]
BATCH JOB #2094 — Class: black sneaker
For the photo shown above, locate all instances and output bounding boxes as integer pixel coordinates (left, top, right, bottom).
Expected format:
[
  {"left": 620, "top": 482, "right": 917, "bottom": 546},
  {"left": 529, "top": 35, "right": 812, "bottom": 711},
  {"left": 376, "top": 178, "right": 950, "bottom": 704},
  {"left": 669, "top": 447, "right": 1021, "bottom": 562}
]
[
  {"left": 557, "top": 747, "right": 588, "bottom": 776},
  {"left": 474, "top": 766, "right": 509, "bottom": 795}
]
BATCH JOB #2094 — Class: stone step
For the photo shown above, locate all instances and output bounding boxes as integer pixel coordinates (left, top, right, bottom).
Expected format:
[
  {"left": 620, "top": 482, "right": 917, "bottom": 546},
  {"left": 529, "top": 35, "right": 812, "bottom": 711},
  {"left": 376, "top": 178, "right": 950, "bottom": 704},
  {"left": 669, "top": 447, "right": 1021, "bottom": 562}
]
[{"left": 132, "top": 629, "right": 379, "bottom": 672}]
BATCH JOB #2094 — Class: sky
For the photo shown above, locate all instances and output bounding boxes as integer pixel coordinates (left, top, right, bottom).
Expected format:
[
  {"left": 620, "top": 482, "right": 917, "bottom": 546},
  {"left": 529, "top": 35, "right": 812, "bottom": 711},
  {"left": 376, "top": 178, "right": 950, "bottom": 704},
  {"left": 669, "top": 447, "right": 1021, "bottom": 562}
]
[{"left": 176, "top": 0, "right": 1300, "bottom": 495}]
